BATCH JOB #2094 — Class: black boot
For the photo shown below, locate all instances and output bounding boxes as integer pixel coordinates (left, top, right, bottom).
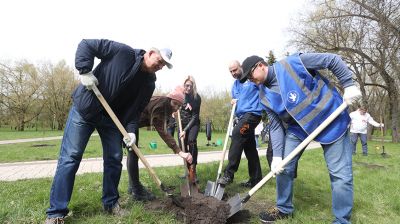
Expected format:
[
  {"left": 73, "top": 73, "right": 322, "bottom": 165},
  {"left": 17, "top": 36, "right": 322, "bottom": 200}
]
[{"left": 131, "top": 183, "right": 156, "bottom": 201}]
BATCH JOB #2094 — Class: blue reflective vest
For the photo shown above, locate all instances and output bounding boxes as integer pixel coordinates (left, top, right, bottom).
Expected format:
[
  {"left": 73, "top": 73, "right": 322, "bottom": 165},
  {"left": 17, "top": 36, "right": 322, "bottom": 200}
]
[{"left": 260, "top": 54, "right": 350, "bottom": 144}]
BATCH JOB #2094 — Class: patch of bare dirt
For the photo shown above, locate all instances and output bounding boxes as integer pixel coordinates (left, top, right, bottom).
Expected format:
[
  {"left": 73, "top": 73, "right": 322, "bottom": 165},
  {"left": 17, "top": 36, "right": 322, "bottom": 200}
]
[{"left": 145, "top": 193, "right": 230, "bottom": 224}]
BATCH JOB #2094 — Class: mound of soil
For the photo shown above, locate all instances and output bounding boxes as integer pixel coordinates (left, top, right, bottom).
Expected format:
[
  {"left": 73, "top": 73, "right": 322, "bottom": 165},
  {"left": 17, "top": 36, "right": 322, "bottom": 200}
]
[{"left": 145, "top": 193, "right": 230, "bottom": 224}]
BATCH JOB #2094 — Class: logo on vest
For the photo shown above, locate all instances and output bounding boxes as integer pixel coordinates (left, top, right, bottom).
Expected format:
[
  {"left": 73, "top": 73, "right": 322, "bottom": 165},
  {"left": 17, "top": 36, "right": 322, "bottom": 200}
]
[{"left": 287, "top": 91, "right": 299, "bottom": 104}]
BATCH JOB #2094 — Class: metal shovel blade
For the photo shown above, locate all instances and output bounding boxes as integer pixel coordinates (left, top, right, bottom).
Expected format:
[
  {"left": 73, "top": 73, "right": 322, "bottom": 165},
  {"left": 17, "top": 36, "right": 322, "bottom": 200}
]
[
  {"left": 204, "top": 180, "right": 215, "bottom": 197},
  {"left": 180, "top": 182, "right": 190, "bottom": 197},
  {"left": 204, "top": 181, "right": 225, "bottom": 200},
  {"left": 214, "top": 184, "right": 225, "bottom": 200},
  {"left": 227, "top": 193, "right": 242, "bottom": 217}
]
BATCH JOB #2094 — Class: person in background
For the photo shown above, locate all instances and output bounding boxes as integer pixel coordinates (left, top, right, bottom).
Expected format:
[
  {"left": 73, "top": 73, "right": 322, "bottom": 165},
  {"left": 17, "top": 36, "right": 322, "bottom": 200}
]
[
  {"left": 127, "top": 86, "right": 193, "bottom": 201},
  {"left": 217, "top": 60, "right": 263, "bottom": 188},
  {"left": 45, "top": 39, "right": 173, "bottom": 224},
  {"left": 241, "top": 53, "right": 361, "bottom": 223},
  {"left": 178, "top": 76, "right": 202, "bottom": 183},
  {"left": 167, "top": 115, "right": 176, "bottom": 137},
  {"left": 254, "top": 121, "right": 264, "bottom": 148},
  {"left": 349, "top": 106, "right": 384, "bottom": 156}
]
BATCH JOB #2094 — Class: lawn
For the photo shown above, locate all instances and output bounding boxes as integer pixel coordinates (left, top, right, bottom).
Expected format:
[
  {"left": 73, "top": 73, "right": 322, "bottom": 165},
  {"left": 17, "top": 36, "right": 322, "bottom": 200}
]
[
  {"left": 0, "top": 129, "right": 269, "bottom": 163},
  {"left": 0, "top": 141, "right": 399, "bottom": 223}
]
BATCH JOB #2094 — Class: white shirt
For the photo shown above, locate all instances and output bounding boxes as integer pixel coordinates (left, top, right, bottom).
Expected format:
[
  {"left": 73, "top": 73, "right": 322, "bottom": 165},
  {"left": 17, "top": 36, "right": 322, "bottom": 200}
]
[
  {"left": 255, "top": 121, "right": 264, "bottom": 136},
  {"left": 349, "top": 109, "right": 381, "bottom": 134}
]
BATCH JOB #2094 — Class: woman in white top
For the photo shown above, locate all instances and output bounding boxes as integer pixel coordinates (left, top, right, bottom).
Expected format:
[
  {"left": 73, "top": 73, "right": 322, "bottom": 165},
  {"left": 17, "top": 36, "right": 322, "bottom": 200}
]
[{"left": 349, "top": 106, "right": 384, "bottom": 155}]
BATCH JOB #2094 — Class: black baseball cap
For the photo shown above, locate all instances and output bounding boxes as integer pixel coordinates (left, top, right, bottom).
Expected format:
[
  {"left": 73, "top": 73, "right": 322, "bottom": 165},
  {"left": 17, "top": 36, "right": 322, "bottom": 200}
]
[{"left": 240, "top": 55, "right": 264, "bottom": 83}]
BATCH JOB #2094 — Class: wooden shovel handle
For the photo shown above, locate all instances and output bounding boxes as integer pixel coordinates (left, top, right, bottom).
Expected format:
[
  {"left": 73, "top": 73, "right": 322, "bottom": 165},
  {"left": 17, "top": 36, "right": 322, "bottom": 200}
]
[
  {"left": 92, "top": 85, "right": 162, "bottom": 187},
  {"left": 246, "top": 102, "right": 349, "bottom": 198},
  {"left": 176, "top": 109, "right": 192, "bottom": 196}
]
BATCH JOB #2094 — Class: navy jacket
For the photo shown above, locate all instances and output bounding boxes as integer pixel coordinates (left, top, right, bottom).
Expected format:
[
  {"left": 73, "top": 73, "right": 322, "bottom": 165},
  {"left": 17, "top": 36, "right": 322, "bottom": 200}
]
[{"left": 73, "top": 39, "right": 156, "bottom": 133}]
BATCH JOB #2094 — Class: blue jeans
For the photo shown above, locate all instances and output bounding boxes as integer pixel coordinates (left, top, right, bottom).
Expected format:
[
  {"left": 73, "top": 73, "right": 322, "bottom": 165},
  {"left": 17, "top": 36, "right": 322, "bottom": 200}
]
[
  {"left": 276, "top": 132, "right": 353, "bottom": 224},
  {"left": 46, "top": 106, "right": 123, "bottom": 218},
  {"left": 350, "top": 132, "right": 368, "bottom": 154}
]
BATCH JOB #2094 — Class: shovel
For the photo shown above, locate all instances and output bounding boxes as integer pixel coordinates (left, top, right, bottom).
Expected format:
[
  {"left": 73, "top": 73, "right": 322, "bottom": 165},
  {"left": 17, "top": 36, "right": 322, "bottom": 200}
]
[
  {"left": 204, "top": 103, "right": 236, "bottom": 200},
  {"left": 176, "top": 109, "right": 200, "bottom": 196},
  {"left": 91, "top": 85, "right": 184, "bottom": 208},
  {"left": 228, "top": 101, "right": 349, "bottom": 217}
]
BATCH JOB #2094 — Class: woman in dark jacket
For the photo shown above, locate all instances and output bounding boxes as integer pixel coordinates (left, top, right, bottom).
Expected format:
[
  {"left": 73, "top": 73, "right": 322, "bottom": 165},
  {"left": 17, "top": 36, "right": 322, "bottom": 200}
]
[
  {"left": 178, "top": 76, "right": 202, "bottom": 183},
  {"left": 127, "top": 86, "right": 193, "bottom": 201}
]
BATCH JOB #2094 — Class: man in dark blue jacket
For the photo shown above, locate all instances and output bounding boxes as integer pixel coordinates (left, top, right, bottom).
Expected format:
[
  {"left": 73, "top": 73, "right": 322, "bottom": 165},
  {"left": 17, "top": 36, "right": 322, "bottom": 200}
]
[{"left": 45, "top": 39, "right": 173, "bottom": 223}]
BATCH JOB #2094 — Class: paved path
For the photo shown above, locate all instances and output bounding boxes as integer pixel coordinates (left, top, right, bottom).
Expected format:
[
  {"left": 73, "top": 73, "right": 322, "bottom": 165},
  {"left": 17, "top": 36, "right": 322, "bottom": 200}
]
[
  {"left": 0, "top": 134, "right": 99, "bottom": 145},
  {"left": 0, "top": 142, "right": 321, "bottom": 181}
]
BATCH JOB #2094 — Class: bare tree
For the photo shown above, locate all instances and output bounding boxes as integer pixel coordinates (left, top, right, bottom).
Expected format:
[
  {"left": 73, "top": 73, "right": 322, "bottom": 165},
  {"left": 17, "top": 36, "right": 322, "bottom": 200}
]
[
  {"left": 288, "top": 0, "right": 399, "bottom": 142},
  {"left": 40, "top": 61, "right": 78, "bottom": 130},
  {"left": 0, "top": 61, "right": 44, "bottom": 131}
]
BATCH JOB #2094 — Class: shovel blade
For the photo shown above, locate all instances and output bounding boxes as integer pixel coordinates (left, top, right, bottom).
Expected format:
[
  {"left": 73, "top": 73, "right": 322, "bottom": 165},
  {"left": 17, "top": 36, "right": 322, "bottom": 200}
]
[
  {"left": 204, "top": 181, "right": 215, "bottom": 197},
  {"left": 227, "top": 193, "right": 242, "bottom": 217},
  {"left": 214, "top": 184, "right": 225, "bottom": 200},
  {"left": 180, "top": 183, "right": 190, "bottom": 197}
]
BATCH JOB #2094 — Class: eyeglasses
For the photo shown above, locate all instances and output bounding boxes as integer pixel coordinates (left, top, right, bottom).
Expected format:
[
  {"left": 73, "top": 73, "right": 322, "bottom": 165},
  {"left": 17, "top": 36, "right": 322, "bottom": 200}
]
[{"left": 249, "top": 62, "right": 261, "bottom": 79}]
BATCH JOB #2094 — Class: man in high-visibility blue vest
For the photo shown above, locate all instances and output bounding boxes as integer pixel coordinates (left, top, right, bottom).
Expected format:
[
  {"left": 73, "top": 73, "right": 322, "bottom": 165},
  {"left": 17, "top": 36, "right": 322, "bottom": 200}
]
[{"left": 240, "top": 53, "right": 362, "bottom": 224}]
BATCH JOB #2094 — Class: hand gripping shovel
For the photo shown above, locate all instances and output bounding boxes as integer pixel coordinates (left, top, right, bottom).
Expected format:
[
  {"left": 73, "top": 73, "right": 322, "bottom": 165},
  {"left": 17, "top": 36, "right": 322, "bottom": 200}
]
[
  {"left": 91, "top": 85, "right": 183, "bottom": 208},
  {"left": 204, "top": 103, "right": 236, "bottom": 200},
  {"left": 176, "top": 110, "right": 200, "bottom": 196},
  {"left": 227, "top": 102, "right": 349, "bottom": 217}
]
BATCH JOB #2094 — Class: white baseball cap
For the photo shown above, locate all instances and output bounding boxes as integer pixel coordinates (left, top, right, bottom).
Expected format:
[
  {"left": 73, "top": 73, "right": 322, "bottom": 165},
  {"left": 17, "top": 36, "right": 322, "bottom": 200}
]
[{"left": 159, "top": 48, "right": 173, "bottom": 69}]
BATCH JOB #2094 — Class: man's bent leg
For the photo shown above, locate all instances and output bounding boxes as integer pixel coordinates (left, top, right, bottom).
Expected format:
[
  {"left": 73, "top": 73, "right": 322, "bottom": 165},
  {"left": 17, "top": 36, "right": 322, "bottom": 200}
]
[
  {"left": 46, "top": 106, "right": 94, "bottom": 218},
  {"left": 98, "top": 115, "right": 123, "bottom": 209},
  {"left": 323, "top": 132, "right": 353, "bottom": 224},
  {"left": 276, "top": 133, "right": 302, "bottom": 215}
]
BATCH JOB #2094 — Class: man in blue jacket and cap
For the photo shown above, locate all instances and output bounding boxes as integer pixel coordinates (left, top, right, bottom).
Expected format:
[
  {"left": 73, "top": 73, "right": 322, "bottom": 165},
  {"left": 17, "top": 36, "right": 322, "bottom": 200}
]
[
  {"left": 241, "top": 53, "right": 361, "bottom": 224},
  {"left": 45, "top": 39, "right": 173, "bottom": 224}
]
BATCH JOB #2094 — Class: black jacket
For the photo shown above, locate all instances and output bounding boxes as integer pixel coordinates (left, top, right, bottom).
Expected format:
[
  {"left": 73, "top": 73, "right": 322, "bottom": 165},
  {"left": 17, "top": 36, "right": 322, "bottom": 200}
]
[
  {"left": 180, "top": 94, "right": 201, "bottom": 131},
  {"left": 73, "top": 39, "right": 156, "bottom": 133}
]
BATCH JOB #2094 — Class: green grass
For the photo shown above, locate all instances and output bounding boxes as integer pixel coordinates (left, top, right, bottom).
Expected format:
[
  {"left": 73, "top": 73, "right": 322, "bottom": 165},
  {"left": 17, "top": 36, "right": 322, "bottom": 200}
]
[
  {"left": 0, "top": 142, "right": 399, "bottom": 223},
  {"left": 0, "top": 129, "right": 268, "bottom": 163},
  {"left": 0, "top": 128, "right": 65, "bottom": 141}
]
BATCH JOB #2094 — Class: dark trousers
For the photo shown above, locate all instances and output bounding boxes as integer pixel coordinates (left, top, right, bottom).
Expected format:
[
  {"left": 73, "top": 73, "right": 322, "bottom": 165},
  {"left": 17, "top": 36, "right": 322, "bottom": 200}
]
[
  {"left": 266, "top": 132, "right": 273, "bottom": 168},
  {"left": 127, "top": 130, "right": 141, "bottom": 191},
  {"left": 224, "top": 113, "right": 262, "bottom": 183},
  {"left": 178, "top": 124, "right": 200, "bottom": 165}
]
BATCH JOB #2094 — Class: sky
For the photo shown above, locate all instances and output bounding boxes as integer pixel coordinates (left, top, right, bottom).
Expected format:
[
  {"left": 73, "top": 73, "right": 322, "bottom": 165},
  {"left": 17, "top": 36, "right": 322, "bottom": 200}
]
[{"left": 0, "top": 0, "right": 306, "bottom": 93}]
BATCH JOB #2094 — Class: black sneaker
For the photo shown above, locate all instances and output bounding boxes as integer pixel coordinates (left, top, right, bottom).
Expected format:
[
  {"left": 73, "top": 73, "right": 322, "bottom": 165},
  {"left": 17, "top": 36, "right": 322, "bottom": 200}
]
[
  {"left": 259, "top": 207, "right": 291, "bottom": 223},
  {"left": 240, "top": 180, "right": 252, "bottom": 188},
  {"left": 217, "top": 175, "right": 233, "bottom": 186},
  {"left": 240, "top": 179, "right": 260, "bottom": 188},
  {"left": 131, "top": 184, "right": 156, "bottom": 201}
]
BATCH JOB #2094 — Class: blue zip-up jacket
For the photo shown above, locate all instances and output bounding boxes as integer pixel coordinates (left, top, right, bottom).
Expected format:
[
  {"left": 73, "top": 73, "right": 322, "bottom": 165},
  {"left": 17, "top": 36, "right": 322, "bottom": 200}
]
[
  {"left": 73, "top": 39, "right": 156, "bottom": 133},
  {"left": 262, "top": 53, "right": 354, "bottom": 157},
  {"left": 234, "top": 80, "right": 263, "bottom": 117},
  {"left": 231, "top": 79, "right": 242, "bottom": 99}
]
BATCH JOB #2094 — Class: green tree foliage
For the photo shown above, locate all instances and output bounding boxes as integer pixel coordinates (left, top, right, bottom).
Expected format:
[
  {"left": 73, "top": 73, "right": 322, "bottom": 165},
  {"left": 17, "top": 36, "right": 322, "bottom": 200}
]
[
  {"left": 0, "top": 61, "right": 43, "bottom": 131},
  {"left": 199, "top": 87, "right": 232, "bottom": 132},
  {"left": 40, "top": 61, "right": 78, "bottom": 130}
]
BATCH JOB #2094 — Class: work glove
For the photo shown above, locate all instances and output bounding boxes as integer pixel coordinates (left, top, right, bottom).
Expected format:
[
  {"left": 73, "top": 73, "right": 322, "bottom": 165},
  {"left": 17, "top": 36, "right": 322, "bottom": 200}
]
[
  {"left": 271, "top": 157, "right": 284, "bottom": 177},
  {"left": 343, "top": 85, "right": 361, "bottom": 105},
  {"left": 80, "top": 71, "right": 99, "bottom": 90},
  {"left": 178, "top": 151, "right": 193, "bottom": 164},
  {"left": 123, "top": 133, "right": 136, "bottom": 148},
  {"left": 380, "top": 123, "right": 384, "bottom": 128}
]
